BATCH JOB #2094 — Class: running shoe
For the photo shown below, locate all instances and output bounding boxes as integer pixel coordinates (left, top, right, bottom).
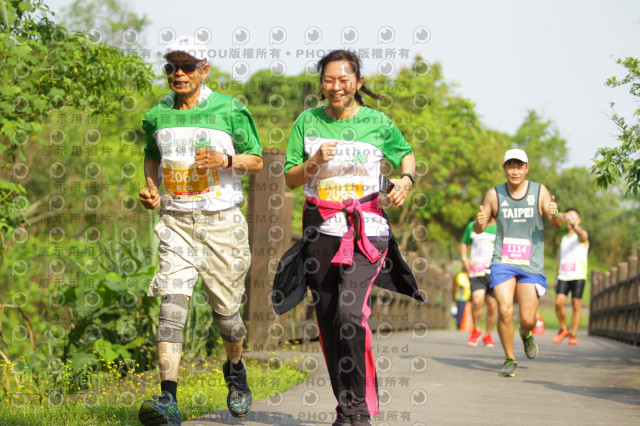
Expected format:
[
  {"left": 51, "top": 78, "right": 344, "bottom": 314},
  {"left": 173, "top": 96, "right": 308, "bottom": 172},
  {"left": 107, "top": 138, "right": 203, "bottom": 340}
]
[
  {"left": 569, "top": 333, "right": 578, "bottom": 345},
  {"left": 482, "top": 334, "right": 495, "bottom": 347},
  {"left": 520, "top": 328, "right": 538, "bottom": 359},
  {"left": 467, "top": 328, "right": 482, "bottom": 346},
  {"left": 223, "top": 360, "right": 253, "bottom": 417},
  {"left": 350, "top": 414, "right": 373, "bottom": 426},
  {"left": 500, "top": 358, "right": 518, "bottom": 377},
  {"left": 552, "top": 329, "right": 570, "bottom": 344},
  {"left": 332, "top": 408, "right": 349, "bottom": 426},
  {"left": 138, "top": 390, "right": 181, "bottom": 425}
]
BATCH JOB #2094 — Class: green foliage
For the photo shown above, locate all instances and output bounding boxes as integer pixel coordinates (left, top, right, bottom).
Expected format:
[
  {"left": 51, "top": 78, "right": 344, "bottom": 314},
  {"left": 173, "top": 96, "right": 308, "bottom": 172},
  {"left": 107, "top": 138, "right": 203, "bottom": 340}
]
[
  {"left": 512, "top": 109, "right": 568, "bottom": 188},
  {"left": 0, "top": 236, "right": 160, "bottom": 392},
  {"left": 0, "top": 0, "right": 153, "bottom": 160},
  {"left": 0, "top": 179, "right": 27, "bottom": 267},
  {"left": 373, "top": 62, "right": 510, "bottom": 256},
  {"left": 548, "top": 167, "right": 640, "bottom": 264},
  {"left": 59, "top": 0, "right": 150, "bottom": 47},
  {"left": 0, "top": 0, "right": 154, "bottom": 267},
  {"left": 592, "top": 56, "right": 640, "bottom": 196},
  {"left": 61, "top": 261, "right": 159, "bottom": 377}
]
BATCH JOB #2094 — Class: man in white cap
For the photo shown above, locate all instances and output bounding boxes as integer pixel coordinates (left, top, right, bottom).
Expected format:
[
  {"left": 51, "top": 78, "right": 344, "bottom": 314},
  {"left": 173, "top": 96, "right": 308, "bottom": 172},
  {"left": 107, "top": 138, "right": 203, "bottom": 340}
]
[
  {"left": 138, "top": 35, "right": 263, "bottom": 424},
  {"left": 474, "top": 148, "right": 562, "bottom": 377}
]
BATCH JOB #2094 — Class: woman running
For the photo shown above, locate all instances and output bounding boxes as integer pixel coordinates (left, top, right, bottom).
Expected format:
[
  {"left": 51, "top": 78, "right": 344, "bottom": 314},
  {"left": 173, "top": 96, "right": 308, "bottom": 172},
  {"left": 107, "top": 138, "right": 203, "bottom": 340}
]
[{"left": 273, "top": 49, "right": 424, "bottom": 426}]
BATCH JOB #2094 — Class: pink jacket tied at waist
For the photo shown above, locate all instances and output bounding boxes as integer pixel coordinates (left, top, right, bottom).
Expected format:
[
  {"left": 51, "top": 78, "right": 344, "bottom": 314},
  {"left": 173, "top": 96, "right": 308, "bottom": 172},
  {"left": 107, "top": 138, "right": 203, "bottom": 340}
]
[{"left": 306, "top": 195, "right": 383, "bottom": 266}]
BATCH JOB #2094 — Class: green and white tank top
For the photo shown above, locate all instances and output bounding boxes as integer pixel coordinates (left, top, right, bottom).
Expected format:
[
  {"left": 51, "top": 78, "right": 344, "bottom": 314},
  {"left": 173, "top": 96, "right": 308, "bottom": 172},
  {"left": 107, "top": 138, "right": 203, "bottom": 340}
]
[
  {"left": 492, "top": 182, "right": 545, "bottom": 274},
  {"left": 558, "top": 234, "right": 589, "bottom": 280}
]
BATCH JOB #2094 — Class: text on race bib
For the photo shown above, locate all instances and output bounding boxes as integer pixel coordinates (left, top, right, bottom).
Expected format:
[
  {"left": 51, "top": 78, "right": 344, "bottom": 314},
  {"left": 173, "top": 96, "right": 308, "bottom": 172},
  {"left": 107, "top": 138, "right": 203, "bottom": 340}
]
[
  {"left": 162, "top": 159, "right": 222, "bottom": 200},
  {"left": 501, "top": 237, "right": 532, "bottom": 266},
  {"left": 317, "top": 181, "right": 364, "bottom": 202},
  {"left": 560, "top": 263, "right": 577, "bottom": 273}
]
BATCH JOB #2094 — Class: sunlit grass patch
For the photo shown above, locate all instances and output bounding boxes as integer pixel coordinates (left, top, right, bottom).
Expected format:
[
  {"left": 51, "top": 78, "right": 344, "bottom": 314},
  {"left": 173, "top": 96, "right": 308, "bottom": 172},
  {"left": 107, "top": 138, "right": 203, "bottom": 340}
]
[{"left": 0, "top": 356, "right": 308, "bottom": 425}]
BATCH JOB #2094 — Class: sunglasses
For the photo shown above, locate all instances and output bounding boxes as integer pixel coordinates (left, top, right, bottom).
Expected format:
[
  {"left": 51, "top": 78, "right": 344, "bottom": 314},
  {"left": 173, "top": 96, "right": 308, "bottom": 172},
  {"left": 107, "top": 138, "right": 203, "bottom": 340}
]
[{"left": 164, "top": 61, "right": 206, "bottom": 75}]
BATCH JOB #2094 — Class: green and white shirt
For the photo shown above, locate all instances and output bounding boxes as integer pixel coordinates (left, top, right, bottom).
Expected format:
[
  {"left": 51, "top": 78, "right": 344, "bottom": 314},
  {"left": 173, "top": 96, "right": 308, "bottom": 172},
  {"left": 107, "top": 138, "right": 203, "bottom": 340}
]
[
  {"left": 285, "top": 107, "right": 412, "bottom": 237},
  {"left": 143, "top": 85, "right": 262, "bottom": 212},
  {"left": 462, "top": 221, "right": 497, "bottom": 277}
]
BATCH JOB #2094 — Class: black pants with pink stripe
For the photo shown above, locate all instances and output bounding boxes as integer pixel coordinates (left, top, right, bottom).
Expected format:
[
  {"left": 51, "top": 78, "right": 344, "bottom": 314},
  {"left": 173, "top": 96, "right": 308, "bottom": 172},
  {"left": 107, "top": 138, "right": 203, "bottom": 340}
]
[{"left": 304, "top": 233, "right": 389, "bottom": 418}]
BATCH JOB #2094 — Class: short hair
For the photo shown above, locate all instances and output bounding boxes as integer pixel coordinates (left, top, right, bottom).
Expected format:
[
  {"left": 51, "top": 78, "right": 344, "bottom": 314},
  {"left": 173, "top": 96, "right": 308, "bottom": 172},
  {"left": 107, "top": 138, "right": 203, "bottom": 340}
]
[{"left": 565, "top": 207, "right": 580, "bottom": 216}]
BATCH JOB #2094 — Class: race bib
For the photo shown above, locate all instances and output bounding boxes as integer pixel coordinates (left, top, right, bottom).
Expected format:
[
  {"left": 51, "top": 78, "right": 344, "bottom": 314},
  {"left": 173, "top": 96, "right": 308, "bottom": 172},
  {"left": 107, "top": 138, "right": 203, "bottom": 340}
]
[
  {"left": 501, "top": 237, "right": 531, "bottom": 266},
  {"left": 560, "top": 263, "right": 576, "bottom": 273},
  {"left": 162, "top": 159, "right": 222, "bottom": 201},
  {"left": 317, "top": 179, "right": 364, "bottom": 202},
  {"left": 470, "top": 262, "right": 487, "bottom": 276}
]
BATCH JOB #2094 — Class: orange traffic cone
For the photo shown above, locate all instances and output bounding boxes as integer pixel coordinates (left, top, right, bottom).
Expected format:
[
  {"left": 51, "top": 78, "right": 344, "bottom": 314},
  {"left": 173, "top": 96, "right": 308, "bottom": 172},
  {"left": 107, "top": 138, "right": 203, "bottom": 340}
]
[
  {"left": 533, "top": 309, "right": 545, "bottom": 335},
  {"left": 460, "top": 301, "right": 473, "bottom": 332}
]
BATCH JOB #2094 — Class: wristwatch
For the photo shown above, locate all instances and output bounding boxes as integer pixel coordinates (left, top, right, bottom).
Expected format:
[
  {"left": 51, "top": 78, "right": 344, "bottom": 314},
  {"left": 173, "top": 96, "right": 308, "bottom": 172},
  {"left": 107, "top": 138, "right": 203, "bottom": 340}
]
[
  {"left": 401, "top": 173, "right": 415, "bottom": 184},
  {"left": 224, "top": 154, "right": 233, "bottom": 169}
]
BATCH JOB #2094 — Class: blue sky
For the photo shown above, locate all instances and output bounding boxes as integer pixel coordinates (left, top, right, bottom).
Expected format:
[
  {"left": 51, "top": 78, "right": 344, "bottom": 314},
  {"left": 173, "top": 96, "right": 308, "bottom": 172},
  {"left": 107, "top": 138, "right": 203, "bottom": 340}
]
[{"left": 47, "top": 0, "right": 640, "bottom": 168}]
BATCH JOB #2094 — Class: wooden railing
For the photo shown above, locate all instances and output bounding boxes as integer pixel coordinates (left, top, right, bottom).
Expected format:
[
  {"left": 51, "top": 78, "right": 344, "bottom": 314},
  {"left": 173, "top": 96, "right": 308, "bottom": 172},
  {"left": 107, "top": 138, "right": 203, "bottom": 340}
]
[
  {"left": 589, "top": 249, "right": 640, "bottom": 346},
  {"left": 243, "top": 149, "right": 450, "bottom": 350}
]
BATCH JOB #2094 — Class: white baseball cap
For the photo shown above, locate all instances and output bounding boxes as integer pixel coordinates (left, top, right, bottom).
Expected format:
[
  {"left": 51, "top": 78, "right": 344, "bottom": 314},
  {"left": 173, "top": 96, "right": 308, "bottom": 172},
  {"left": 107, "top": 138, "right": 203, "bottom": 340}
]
[
  {"left": 503, "top": 148, "right": 528, "bottom": 164},
  {"left": 164, "top": 35, "right": 208, "bottom": 61}
]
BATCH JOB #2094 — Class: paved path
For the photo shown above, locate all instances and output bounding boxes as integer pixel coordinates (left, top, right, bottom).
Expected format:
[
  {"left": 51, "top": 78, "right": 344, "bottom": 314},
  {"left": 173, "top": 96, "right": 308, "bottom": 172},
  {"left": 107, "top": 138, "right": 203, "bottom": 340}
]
[{"left": 185, "top": 329, "right": 640, "bottom": 425}]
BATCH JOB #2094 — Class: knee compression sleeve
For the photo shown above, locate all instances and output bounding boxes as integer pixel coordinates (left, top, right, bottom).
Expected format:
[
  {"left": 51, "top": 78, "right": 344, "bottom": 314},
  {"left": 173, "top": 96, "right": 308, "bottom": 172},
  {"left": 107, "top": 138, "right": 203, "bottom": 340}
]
[
  {"left": 212, "top": 310, "right": 246, "bottom": 343},
  {"left": 157, "top": 294, "right": 189, "bottom": 343}
]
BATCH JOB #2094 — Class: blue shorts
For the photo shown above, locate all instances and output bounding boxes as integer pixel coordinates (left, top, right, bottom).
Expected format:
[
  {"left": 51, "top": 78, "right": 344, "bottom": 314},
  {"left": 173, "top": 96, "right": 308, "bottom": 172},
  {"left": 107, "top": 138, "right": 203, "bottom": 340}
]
[{"left": 490, "top": 264, "right": 547, "bottom": 293}]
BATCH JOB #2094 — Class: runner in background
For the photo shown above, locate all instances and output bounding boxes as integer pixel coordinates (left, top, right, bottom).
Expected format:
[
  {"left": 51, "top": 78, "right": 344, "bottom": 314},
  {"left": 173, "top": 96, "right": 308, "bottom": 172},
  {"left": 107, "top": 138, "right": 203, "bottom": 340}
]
[
  {"left": 452, "top": 271, "right": 471, "bottom": 330},
  {"left": 460, "top": 218, "right": 498, "bottom": 346},
  {"left": 475, "top": 148, "right": 562, "bottom": 377},
  {"left": 552, "top": 208, "right": 589, "bottom": 345}
]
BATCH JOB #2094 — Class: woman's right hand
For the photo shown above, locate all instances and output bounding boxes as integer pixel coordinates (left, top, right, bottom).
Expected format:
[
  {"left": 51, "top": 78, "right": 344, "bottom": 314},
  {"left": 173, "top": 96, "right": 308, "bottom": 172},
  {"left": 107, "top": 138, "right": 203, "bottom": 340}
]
[{"left": 313, "top": 141, "right": 338, "bottom": 165}]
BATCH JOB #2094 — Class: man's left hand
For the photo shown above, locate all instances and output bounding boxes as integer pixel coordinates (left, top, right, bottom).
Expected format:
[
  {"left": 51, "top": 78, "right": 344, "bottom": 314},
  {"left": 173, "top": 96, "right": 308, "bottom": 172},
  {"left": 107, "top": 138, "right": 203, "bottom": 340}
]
[
  {"left": 195, "top": 148, "right": 226, "bottom": 169},
  {"left": 548, "top": 195, "right": 558, "bottom": 216}
]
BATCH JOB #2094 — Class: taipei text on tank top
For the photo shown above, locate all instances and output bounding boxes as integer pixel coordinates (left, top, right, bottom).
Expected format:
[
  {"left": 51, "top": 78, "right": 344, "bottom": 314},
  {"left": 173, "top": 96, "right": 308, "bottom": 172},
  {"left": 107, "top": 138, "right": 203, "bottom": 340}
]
[{"left": 492, "top": 181, "right": 545, "bottom": 274}]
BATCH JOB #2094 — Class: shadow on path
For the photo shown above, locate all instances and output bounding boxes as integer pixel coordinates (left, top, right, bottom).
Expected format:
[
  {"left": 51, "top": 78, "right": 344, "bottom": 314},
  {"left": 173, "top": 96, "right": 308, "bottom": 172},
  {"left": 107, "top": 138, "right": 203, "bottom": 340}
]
[
  {"left": 188, "top": 410, "right": 330, "bottom": 425},
  {"left": 524, "top": 380, "right": 640, "bottom": 406},
  {"left": 430, "top": 356, "right": 529, "bottom": 373}
]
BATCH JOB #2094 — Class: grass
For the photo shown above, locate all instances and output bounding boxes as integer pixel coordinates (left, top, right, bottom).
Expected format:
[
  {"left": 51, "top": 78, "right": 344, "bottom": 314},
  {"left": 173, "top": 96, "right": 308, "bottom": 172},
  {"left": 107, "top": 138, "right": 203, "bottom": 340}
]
[{"left": 0, "top": 356, "right": 308, "bottom": 425}]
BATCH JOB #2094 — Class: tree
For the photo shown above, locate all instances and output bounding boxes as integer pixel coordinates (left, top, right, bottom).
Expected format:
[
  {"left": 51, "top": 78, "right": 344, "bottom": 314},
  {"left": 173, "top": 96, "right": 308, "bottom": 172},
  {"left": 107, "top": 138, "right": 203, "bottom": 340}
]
[
  {"left": 592, "top": 56, "right": 640, "bottom": 196},
  {"left": 549, "top": 167, "right": 640, "bottom": 264},
  {"left": 511, "top": 109, "right": 568, "bottom": 190},
  {"left": 0, "top": 0, "right": 155, "bottom": 268},
  {"left": 59, "top": 0, "right": 150, "bottom": 47},
  {"left": 366, "top": 59, "right": 511, "bottom": 256}
]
